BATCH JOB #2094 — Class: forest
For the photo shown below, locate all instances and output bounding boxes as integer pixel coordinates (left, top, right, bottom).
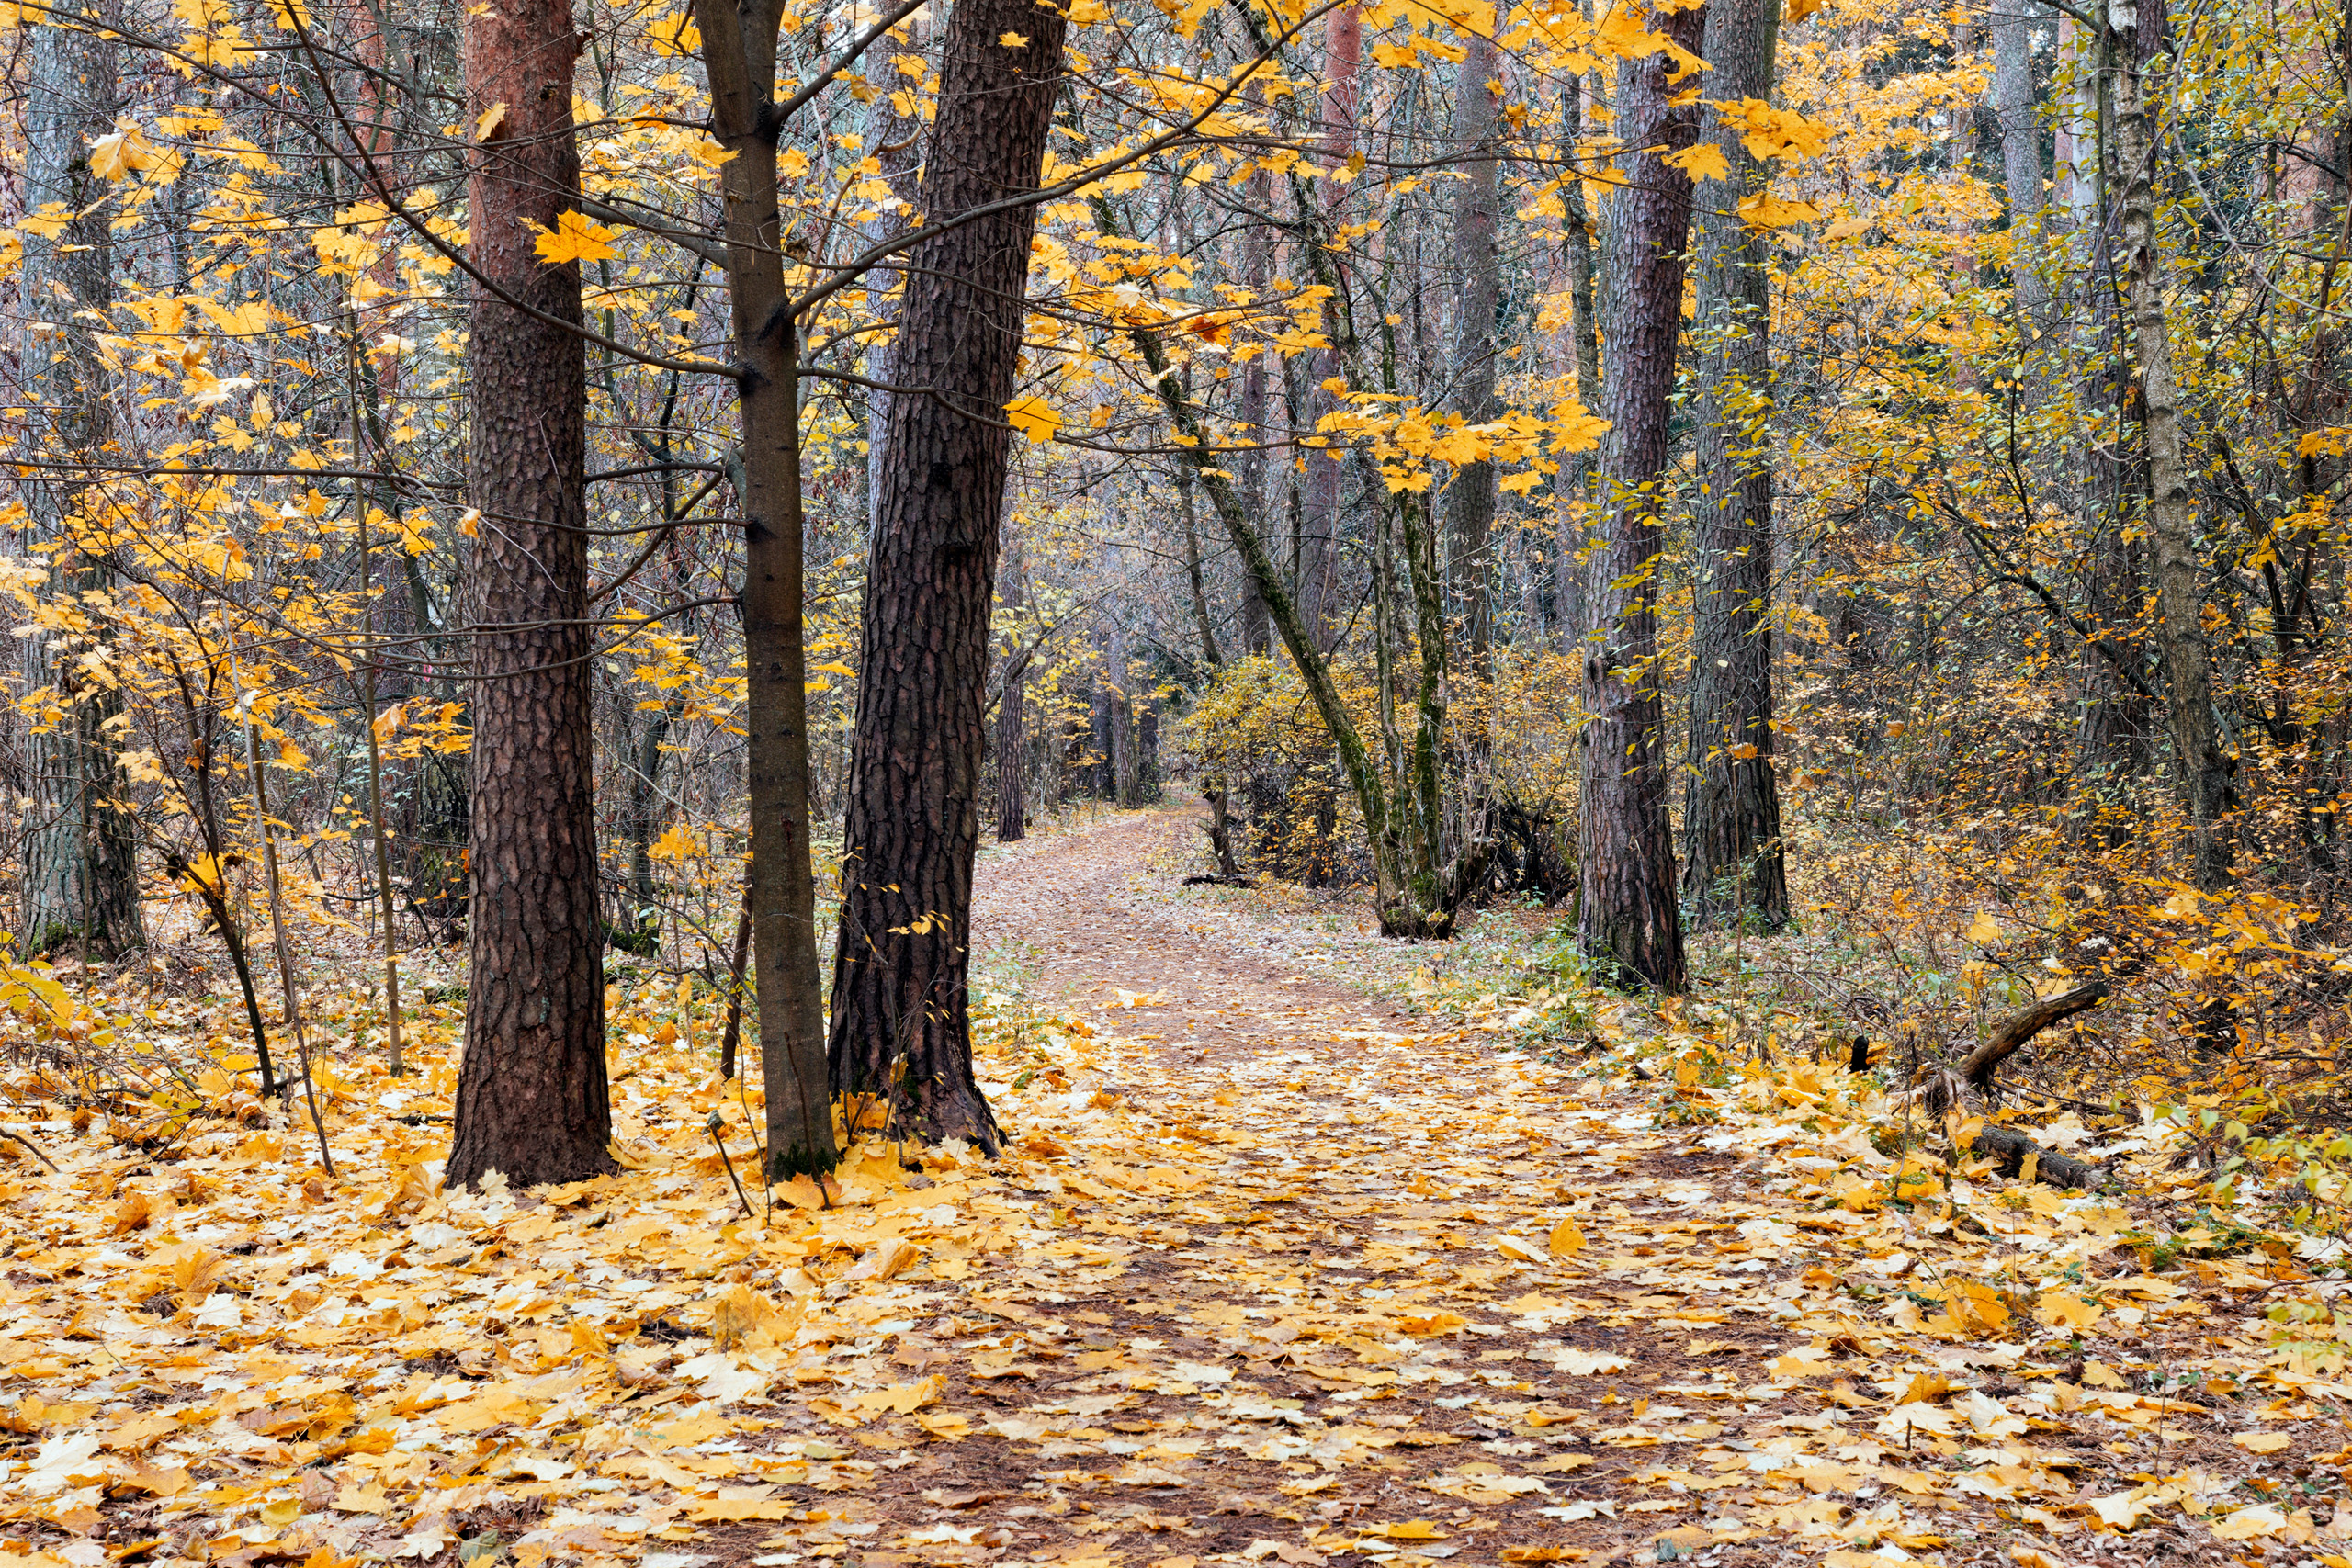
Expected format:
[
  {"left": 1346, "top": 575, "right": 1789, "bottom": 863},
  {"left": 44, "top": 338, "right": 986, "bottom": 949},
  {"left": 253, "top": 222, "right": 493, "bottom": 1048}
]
[{"left": 4, "top": 0, "right": 2352, "bottom": 1559}]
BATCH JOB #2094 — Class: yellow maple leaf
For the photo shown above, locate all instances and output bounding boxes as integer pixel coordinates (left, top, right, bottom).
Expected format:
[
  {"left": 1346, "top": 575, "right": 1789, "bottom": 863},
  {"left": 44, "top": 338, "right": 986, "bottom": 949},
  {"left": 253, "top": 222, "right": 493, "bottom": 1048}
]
[
  {"left": 1004, "top": 394, "right": 1061, "bottom": 442},
  {"left": 1737, "top": 193, "right": 1821, "bottom": 228},
  {"left": 1000, "top": 28, "right": 1029, "bottom": 45},
  {"left": 534, "top": 209, "right": 618, "bottom": 265},
  {"left": 1664, "top": 141, "right": 1731, "bottom": 182}
]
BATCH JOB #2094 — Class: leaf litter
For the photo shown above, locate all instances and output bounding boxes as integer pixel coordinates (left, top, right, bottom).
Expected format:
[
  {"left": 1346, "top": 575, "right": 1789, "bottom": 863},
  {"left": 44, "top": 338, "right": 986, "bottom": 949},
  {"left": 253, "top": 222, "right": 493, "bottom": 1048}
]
[{"left": 0, "top": 811, "right": 2346, "bottom": 1568}]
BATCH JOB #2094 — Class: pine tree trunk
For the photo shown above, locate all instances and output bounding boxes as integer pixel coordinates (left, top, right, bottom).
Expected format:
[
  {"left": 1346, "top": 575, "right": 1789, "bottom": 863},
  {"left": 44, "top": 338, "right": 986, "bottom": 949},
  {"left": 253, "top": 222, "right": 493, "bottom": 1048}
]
[
  {"left": 827, "top": 0, "right": 1069, "bottom": 1148},
  {"left": 1579, "top": 2, "right": 1702, "bottom": 993},
  {"left": 693, "top": 0, "right": 842, "bottom": 1178},
  {"left": 445, "top": 0, "right": 612, "bottom": 1190},
  {"left": 1681, "top": 0, "right": 1789, "bottom": 931},
  {"left": 20, "top": 13, "right": 144, "bottom": 961},
  {"left": 2112, "top": 0, "right": 2234, "bottom": 887}
]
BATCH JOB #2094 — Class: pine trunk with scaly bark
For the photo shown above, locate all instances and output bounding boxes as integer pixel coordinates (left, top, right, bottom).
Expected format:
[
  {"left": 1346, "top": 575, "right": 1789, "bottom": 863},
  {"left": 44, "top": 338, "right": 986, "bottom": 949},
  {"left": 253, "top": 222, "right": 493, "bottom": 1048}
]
[
  {"left": 828, "top": 0, "right": 1069, "bottom": 1147},
  {"left": 1579, "top": 3, "right": 1702, "bottom": 993},
  {"left": 444, "top": 0, "right": 612, "bottom": 1190}
]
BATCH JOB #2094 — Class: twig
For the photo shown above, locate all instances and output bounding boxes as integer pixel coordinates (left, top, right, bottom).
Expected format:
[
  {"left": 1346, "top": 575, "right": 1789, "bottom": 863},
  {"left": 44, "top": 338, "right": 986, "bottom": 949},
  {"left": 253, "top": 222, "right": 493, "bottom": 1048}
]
[
  {"left": 3, "top": 1128, "right": 59, "bottom": 1172},
  {"left": 707, "top": 1111, "right": 754, "bottom": 1220}
]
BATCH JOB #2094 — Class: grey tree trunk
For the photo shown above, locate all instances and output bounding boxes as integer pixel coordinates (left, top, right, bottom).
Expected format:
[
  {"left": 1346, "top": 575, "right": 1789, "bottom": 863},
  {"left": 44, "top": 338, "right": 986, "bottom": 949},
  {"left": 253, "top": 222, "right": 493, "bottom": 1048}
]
[
  {"left": 1681, "top": 0, "right": 1789, "bottom": 931},
  {"left": 1555, "top": 69, "right": 1602, "bottom": 650},
  {"left": 1992, "top": 2, "right": 2054, "bottom": 333},
  {"left": 1445, "top": 32, "right": 1504, "bottom": 697},
  {"left": 1578, "top": 2, "right": 1703, "bottom": 993},
  {"left": 19, "top": 11, "right": 145, "bottom": 960},
  {"left": 2112, "top": 0, "right": 2234, "bottom": 886}
]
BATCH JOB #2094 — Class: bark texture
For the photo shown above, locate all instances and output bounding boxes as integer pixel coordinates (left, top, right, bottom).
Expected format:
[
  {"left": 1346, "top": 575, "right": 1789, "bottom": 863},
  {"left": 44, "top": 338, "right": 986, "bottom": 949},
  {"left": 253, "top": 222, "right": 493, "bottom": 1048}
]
[
  {"left": 828, "top": 0, "right": 1069, "bottom": 1146},
  {"left": 1681, "top": 0, "right": 1789, "bottom": 931},
  {"left": 2112, "top": 0, "right": 2234, "bottom": 887},
  {"left": 20, "top": 11, "right": 145, "bottom": 961},
  {"left": 444, "top": 0, "right": 612, "bottom": 1190},
  {"left": 1578, "top": 4, "right": 1703, "bottom": 992}
]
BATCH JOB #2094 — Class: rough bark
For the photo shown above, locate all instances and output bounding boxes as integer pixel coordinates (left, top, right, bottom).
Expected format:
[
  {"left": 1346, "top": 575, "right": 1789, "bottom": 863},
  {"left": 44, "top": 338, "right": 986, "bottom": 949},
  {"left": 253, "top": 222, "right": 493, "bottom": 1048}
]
[
  {"left": 2112, "top": 0, "right": 2235, "bottom": 887},
  {"left": 445, "top": 0, "right": 612, "bottom": 1190},
  {"left": 20, "top": 11, "right": 144, "bottom": 961},
  {"left": 693, "top": 0, "right": 843, "bottom": 1177},
  {"left": 1578, "top": 4, "right": 1702, "bottom": 992},
  {"left": 1681, "top": 0, "right": 1789, "bottom": 931},
  {"left": 828, "top": 0, "right": 1069, "bottom": 1147}
]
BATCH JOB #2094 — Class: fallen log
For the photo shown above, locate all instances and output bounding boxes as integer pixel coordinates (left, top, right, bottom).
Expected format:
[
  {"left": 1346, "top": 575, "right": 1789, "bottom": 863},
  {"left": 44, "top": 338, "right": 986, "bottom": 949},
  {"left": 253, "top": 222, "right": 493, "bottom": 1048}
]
[
  {"left": 1956, "top": 980, "right": 2109, "bottom": 1092},
  {"left": 1971, "top": 1124, "right": 2108, "bottom": 1190}
]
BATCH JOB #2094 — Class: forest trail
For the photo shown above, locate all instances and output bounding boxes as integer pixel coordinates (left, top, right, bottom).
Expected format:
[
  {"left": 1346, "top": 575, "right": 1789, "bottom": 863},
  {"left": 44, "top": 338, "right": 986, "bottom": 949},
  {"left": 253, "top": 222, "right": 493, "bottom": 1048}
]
[
  {"left": 934, "top": 809, "right": 2329, "bottom": 1568},
  {"left": 0, "top": 813, "right": 2325, "bottom": 1568}
]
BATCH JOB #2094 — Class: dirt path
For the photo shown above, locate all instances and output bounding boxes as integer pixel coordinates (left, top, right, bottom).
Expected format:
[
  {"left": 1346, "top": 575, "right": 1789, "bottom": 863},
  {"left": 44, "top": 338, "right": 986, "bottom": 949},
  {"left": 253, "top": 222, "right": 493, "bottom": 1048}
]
[{"left": 907, "top": 809, "right": 2301, "bottom": 1568}]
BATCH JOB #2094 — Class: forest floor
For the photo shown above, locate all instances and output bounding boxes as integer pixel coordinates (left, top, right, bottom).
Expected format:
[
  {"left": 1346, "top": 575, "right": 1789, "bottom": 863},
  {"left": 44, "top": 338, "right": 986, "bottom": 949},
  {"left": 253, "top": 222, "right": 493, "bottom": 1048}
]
[{"left": 0, "top": 807, "right": 2345, "bottom": 1568}]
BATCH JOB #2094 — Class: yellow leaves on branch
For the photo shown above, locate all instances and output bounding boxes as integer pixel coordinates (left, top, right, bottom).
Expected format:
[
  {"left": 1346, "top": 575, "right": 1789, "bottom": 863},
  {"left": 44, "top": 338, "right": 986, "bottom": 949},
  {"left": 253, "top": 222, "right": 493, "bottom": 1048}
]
[
  {"left": 534, "top": 209, "right": 620, "bottom": 265},
  {"left": 1004, "top": 395, "right": 1062, "bottom": 443},
  {"left": 89, "top": 125, "right": 175, "bottom": 185}
]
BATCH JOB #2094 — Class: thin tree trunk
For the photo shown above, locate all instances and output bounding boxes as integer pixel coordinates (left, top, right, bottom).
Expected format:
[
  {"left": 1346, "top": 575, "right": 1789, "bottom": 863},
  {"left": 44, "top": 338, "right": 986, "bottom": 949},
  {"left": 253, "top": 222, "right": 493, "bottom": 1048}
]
[
  {"left": 828, "top": 0, "right": 1069, "bottom": 1148},
  {"left": 1446, "top": 31, "right": 1503, "bottom": 709},
  {"left": 1681, "top": 0, "right": 1789, "bottom": 931},
  {"left": 2112, "top": 0, "right": 2234, "bottom": 888},
  {"left": 1555, "top": 67, "right": 1602, "bottom": 649},
  {"left": 1578, "top": 2, "right": 1703, "bottom": 993},
  {"left": 864, "top": 17, "right": 926, "bottom": 522},
  {"left": 444, "top": 0, "right": 613, "bottom": 1190},
  {"left": 693, "top": 0, "right": 843, "bottom": 1178},
  {"left": 997, "top": 536, "right": 1028, "bottom": 841},
  {"left": 20, "top": 11, "right": 143, "bottom": 961},
  {"left": 1178, "top": 464, "right": 1224, "bottom": 670}
]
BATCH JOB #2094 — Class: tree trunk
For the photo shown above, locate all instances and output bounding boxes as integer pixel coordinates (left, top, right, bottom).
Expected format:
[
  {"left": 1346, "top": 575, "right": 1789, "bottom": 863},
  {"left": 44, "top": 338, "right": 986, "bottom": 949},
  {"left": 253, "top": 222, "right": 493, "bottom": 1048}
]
[
  {"left": 2112, "top": 0, "right": 2234, "bottom": 888},
  {"left": 1178, "top": 463, "right": 1224, "bottom": 671},
  {"left": 1579, "top": 2, "right": 1702, "bottom": 993},
  {"left": 1446, "top": 32, "right": 1503, "bottom": 709},
  {"left": 1992, "top": 0, "right": 2054, "bottom": 333},
  {"left": 996, "top": 539, "right": 1029, "bottom": 842},
  {"left": 1555, "top": 69, "right": 1602, "bottom": 650},
  {"left": 828, "top": 0, "right": 1069, "bottom": 1148},
  {"left": 1237, "top": 144, "right": 1276, "bottom": 660},
  {"left": 445, "top": 0, "right": 613, "bottom": 1190},
  {"left": 864, "top": 17, "right": 926, "bottom": 523},
  {"left": 617, "top": 701, "right": 673, "bottom": 949},
  {"left": 693, "top": 0, "right": 842, "bottom": 1177},
  {"left": 1108, "top": 620, "right": 1138, "bottom": 807},
  {"left": 20, "top": 11, "right": 144, "bottom": 961},
  {"left": 1681, "top": 0, "right": 1789, "bottom": 931}
]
